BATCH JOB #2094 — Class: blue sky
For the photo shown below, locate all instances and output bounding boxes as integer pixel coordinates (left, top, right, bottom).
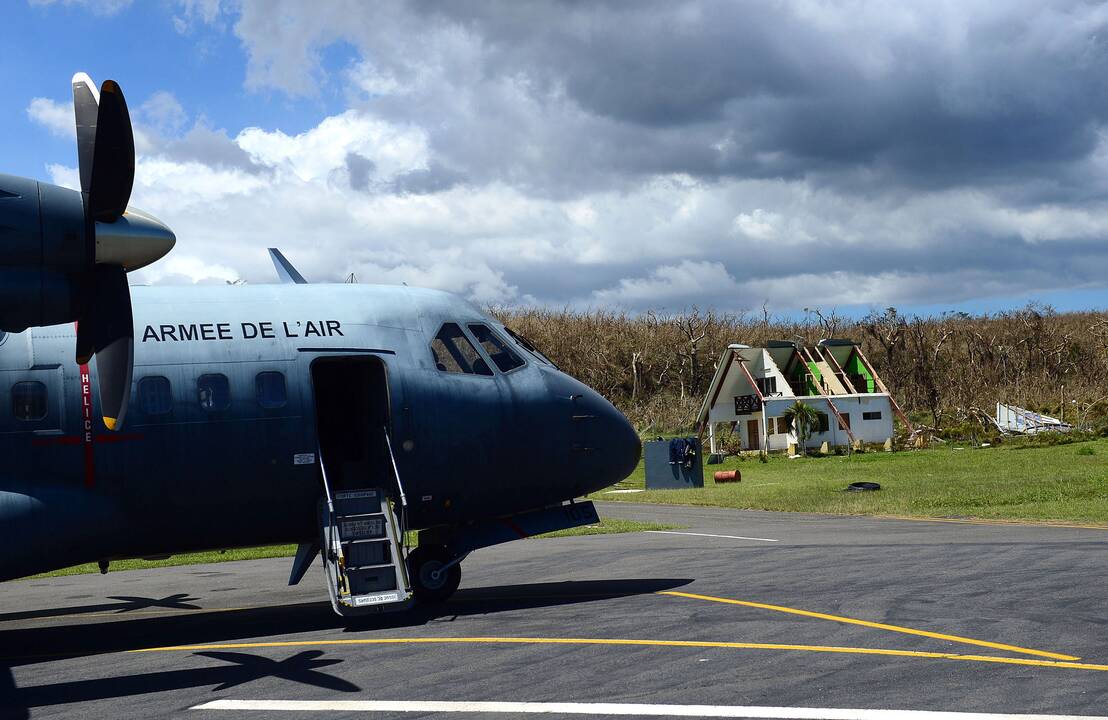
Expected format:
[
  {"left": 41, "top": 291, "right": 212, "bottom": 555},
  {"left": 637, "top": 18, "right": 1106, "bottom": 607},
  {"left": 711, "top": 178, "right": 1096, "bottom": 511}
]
[
  {"left": 3, "top": 1, "right": 1108, "bottom": 319},
  {"left": 3, "top": 2, "right": 347, "bottom": 179}
]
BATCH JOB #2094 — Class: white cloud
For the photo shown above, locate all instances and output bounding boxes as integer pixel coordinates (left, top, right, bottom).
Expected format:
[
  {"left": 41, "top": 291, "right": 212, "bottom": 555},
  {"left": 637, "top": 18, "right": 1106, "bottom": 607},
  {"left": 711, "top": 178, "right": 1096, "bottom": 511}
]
[
  {"left": 140, "top": 92, "right": 187, "bottom": 136},
  {"left": 26, "top": 98, "right": 73, "bottom": 139},
  {"left": 236, "top": 111, "right": 428, "bottom": 182},
  {"left": 29, "top": 0, "right": 133, "bottom": 15},
  {"left": 27, "top": 2, "right": 1108, "bottom": 314},
  {"left": 592, "top": 261, "right": 741, "bottom": 306}
]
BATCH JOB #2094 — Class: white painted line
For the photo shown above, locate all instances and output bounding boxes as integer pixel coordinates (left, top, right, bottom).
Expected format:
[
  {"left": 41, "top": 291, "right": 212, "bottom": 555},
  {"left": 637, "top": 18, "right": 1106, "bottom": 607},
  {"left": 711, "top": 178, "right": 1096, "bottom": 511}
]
[
  {"left": 604, "top": 489, "right": 646, "bottom": 494},
  {"left": 191, "top": 699, "right": 1108, "bottom": 719},
  {"left": 646, "top": 530, "right": 779, "bottom": 543}
]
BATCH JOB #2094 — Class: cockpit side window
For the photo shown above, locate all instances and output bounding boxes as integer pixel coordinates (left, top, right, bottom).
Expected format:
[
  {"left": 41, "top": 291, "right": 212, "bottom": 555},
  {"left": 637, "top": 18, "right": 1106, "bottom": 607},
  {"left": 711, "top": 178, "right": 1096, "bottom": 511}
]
[
  {"left": 468, "top": 324, "right": 525, "bottom": 373},
  {"left": 430, "top": 323, "right": 493, "bottom": 376},
  {"left": 504, "top": 326, "right": 557, "bottom": 368}
]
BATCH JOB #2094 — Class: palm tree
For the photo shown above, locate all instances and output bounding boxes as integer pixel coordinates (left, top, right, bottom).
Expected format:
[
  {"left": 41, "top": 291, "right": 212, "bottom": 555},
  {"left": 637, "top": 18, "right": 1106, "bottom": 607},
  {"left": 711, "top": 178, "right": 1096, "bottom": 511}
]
[{"left": 782, "top": 400, "right": 819, "bottom": 451}]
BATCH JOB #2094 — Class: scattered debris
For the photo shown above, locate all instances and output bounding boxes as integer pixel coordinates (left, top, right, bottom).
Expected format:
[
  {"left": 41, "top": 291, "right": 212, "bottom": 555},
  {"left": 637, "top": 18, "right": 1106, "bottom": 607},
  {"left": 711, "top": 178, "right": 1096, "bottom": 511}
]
[{"left": 996, "top": 403, "right": 1072, "bottom": 434}]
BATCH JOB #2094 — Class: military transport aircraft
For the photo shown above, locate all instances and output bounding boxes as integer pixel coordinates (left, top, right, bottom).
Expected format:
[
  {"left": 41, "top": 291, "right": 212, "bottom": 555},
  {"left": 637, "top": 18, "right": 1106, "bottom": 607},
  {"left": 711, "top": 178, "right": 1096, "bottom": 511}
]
[{"left": 0, "top": 73, "right": 641, "bottom": 616}]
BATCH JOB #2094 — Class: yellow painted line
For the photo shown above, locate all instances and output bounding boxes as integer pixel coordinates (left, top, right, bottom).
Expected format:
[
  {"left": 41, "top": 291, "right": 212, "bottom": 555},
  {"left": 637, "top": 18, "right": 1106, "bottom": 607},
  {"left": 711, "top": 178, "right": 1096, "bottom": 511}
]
[
  {"left": 658, "top": 591, "right": 1080, "bottom": 662},
  {"left": 875, "top": 515, "right": 1108, "bottom": 531},
  {"left": 126, "top": 636, "right": 1108, "bottom": 672}
]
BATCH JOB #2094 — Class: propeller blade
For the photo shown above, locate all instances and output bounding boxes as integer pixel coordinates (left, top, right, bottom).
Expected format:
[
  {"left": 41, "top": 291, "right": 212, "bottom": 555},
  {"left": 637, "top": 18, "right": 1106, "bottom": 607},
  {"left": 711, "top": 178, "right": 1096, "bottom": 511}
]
[
  {"left": 71, "top": 72, "right": 99, "bottom": 196},
  {"left": 87, "top": 80, "right": 135, "bottom": 223},
  {"left": 80, "top": 266, "right": 134, "bottom": 430},
  {"left": 68, "top": 73, "right": 144, "bottom": 431}
]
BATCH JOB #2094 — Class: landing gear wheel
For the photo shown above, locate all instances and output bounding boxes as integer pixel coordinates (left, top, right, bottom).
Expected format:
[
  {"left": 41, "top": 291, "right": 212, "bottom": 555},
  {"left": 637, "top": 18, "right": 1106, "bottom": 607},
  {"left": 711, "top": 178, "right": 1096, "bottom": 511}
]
[{"left": 408, "top": 545, "right": 461, "bottom": 604}]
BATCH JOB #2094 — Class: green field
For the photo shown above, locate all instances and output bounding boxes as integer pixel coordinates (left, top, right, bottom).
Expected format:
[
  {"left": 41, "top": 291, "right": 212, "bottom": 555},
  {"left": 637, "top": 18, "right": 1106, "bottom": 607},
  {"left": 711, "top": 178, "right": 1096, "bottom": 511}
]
[
  {"left": 24, "top": 518, "right": 678, "bottom": 580},
  {"left": 591, "top": 437, "right": 1108, "bottom": 525}
]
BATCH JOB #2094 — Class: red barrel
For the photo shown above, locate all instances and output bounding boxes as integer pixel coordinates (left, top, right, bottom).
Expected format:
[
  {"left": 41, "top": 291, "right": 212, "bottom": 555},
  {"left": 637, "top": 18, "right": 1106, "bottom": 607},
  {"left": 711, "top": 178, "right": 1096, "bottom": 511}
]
[{"left": 713, "top": 470, "right": 740, "bottom": 483}]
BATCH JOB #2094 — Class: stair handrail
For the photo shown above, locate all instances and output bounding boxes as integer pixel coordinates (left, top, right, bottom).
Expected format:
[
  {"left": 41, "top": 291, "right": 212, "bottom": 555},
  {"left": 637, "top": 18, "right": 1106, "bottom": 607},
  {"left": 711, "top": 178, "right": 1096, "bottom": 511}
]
[
  {"left": 383, "top": 427, "right": 408, "bottom": 509},
  {"left": 317, "top": 444, "right": 347, "bottom": 584}
]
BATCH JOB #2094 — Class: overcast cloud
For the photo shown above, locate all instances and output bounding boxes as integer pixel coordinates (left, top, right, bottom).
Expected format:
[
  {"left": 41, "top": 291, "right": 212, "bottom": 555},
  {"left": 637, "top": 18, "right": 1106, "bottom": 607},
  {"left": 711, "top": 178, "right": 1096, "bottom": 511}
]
[{"left": 25, "top": 0, "right": 1108, "bottom": 311}]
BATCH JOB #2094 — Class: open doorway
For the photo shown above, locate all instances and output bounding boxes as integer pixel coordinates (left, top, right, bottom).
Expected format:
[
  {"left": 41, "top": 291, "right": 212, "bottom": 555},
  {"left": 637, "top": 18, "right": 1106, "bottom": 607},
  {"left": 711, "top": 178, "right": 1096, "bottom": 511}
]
[{"left": 310, "top": 356, "right": 392, "bottom": 493}]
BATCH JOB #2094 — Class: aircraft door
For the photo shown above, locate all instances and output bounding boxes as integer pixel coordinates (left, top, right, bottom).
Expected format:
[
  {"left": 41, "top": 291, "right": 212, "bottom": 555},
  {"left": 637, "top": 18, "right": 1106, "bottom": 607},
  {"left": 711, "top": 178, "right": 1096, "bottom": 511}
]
[{"left": 307, "top": 355, "right": 395, "bottom": 495}]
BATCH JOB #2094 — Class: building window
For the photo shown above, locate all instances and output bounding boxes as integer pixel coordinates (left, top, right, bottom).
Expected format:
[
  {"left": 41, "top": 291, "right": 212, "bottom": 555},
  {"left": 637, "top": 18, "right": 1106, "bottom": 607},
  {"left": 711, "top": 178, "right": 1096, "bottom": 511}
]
[
  {"left": 12, "top": 381, "right": 47, "bottom": 421},
  {"left": 198, "top": 374, "right": 231, "bottom": 411},
  {"left": 468, "top": 324, "right": 525, "bottom": 373},
  {"left": 863, "top": 411, "right": 883, "bottom": 421},
  {"left": 430, "top": 323, "right": 493, "bottom": 376},
  {"left": 755, "top": 376, "right": 778, "bottom": 396},
  {"left": 138, "top": 376, "right": 172, "bottom": 415},
  {"left": 816, "top": 413, "right": 830, "bottom": 433},
  {"left": 776, "top": 417, "right": 790, "bottom": 434},
  {"left": 256, "top": 371, "right": 287, "bottom": 409}
]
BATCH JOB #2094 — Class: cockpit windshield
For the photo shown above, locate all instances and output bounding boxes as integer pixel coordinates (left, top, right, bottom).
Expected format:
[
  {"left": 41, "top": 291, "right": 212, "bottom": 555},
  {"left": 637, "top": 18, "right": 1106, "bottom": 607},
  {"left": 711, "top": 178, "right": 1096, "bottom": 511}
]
[
  {"left": 504, "top": 326, "right": 557, "bottom": 368},
  {"left": 431, "top": 323, "right": 493, "bottom": 376}
]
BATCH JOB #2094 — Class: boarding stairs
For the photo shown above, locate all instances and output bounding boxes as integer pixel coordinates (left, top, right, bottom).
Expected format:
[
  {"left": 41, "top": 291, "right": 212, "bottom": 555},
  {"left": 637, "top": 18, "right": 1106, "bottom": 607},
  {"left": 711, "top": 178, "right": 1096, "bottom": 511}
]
[{"left": 318, "top": 432, "right": 413, "bottom": 615}]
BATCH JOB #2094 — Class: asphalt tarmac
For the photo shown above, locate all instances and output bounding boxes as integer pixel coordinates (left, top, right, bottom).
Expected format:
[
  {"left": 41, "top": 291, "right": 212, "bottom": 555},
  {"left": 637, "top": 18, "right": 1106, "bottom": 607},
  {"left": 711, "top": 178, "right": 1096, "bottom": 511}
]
[{"left": 1, "top": 502, "right": 1107, "bottom": 719}]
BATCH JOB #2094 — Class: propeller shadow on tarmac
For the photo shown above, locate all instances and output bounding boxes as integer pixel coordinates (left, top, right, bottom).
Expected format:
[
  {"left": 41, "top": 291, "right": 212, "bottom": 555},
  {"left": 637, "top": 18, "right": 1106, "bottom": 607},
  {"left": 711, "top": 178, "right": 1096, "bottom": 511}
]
[
  {"left": 1, "top": 649, "right": 357, "bottom": 716},
  {"left": 0, "top": 593, "right": 202, "bottom": 623},
  {"left": 0, "top": 578, "right": 691, "bottom": 667},
  {"left": 0, "top": 578, "right": 689, "bottom": 717}
]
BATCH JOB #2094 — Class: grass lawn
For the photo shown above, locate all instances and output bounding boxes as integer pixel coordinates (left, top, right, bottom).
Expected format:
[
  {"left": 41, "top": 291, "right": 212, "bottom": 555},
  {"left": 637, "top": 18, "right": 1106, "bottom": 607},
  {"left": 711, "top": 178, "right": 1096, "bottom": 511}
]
[
  {"left": 24, "top": 518, "right": 678, "bottom": 580},
  {"left": 591, "top": 437, "right": 1108, "bottom": 526}
]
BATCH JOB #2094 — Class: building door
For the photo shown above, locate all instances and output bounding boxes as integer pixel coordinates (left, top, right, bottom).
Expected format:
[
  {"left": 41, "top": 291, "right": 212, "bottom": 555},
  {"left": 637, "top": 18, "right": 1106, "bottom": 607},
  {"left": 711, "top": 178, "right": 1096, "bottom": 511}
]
[{"left": 746, "top": 419, "right": 760, "bottom": 451}]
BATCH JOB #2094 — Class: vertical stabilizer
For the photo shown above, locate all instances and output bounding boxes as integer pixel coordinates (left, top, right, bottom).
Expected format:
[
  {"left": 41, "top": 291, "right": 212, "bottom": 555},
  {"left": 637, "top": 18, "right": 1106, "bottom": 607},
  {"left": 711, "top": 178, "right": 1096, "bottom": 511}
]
[{"left": 268, "top": 248, "right": 308, "bottom": 284}]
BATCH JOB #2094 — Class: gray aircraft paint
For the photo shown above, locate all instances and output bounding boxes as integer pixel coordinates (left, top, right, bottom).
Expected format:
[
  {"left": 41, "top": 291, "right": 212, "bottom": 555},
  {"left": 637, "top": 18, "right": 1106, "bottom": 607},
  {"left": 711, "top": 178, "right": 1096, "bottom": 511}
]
[{"left": 0, "top": 283, "right": 641, "bottom": 581}]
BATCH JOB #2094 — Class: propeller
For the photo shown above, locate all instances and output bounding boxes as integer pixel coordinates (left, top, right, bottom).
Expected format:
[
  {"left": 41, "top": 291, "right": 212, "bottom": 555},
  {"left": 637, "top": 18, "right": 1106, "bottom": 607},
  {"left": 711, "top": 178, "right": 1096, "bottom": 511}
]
[{"left": 70, "top": 73, "right": 174, "bottom": 431}]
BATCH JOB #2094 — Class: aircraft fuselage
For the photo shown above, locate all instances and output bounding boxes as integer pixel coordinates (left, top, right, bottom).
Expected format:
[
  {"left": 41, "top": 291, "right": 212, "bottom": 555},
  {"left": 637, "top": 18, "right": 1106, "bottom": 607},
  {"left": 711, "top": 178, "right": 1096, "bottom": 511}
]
[{"left": 0, "top": 283, "right": 640, "bottom": 581}]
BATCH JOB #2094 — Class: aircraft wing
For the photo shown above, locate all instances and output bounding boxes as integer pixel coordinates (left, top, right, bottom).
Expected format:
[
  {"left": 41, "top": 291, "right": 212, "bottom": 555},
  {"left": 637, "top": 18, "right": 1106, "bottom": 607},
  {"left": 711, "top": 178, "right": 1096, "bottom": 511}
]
[{"left": 268, "top": 248, "right": 308, "bottom": 284}]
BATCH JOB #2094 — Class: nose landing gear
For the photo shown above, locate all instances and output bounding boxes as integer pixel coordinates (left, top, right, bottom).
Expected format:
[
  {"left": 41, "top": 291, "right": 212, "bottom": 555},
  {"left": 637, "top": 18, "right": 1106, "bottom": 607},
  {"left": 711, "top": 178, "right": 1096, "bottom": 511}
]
[{"left": 407, "top": 545, "right": 462, "bottom": 603}]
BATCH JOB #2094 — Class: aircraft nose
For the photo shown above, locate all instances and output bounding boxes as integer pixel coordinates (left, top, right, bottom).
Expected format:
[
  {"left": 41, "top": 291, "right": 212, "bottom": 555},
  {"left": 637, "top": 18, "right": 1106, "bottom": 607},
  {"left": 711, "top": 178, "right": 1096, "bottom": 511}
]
[
  {"left": 601, "top": 401, "right": 642, "bottom": 481},
  {"left": 576, "top": 389, "right": 641, "bottom": 491}
]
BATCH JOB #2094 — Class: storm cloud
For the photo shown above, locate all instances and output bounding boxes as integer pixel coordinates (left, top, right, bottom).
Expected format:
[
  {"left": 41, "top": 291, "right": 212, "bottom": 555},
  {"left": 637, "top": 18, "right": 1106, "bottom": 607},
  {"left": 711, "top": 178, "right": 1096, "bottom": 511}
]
[{"left": 31, "top": 0, "right": 1108, "bottom": 311}]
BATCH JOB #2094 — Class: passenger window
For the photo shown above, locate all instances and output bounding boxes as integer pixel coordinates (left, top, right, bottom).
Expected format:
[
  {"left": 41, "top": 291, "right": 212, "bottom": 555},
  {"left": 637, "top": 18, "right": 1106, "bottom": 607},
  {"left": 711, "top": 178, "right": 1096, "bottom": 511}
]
[
  {"left": 138, "top": 376, "right": 172, "bottom": 415},
  {"left": 255, "top": 371, "right": 287, "bottom": 409},
  {"left": 430, "top": 323, "right": 493, "bottom": 376},
  {"left": 197, "top": 374, "right": 231, "bottom": 411},
  {"left": 468, "top": 324, "right": 525, "bottom": 373},
  {"left": 12, "top": 381, "right": 47, "bottom": 421},
  {"left": 504, "top": 326, "right": 556, "bottom": 367}
]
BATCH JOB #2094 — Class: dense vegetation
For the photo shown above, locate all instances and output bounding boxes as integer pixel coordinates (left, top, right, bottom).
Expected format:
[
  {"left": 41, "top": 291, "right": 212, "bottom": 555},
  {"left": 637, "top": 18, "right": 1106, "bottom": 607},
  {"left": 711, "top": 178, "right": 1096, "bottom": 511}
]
[{"left": 495, "top": 304, "right": 1108, "bottom": 438}]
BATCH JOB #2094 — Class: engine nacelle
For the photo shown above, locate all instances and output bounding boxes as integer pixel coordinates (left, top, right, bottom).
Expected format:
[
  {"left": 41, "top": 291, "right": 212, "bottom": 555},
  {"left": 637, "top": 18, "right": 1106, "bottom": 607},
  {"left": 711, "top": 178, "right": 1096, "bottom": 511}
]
[
  {"left": 0, "top": 174, "right": 88, "bottom": 332},
  {"left": 0, "top": 173, "right": 175, "bottom": 333}
]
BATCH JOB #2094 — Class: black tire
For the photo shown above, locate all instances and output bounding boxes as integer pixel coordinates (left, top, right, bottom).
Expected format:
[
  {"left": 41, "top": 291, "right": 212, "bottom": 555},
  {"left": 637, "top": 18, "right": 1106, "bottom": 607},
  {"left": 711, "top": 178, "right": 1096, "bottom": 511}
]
[{"left": 408, "top": 545, "right": 461, "bottom": 603}]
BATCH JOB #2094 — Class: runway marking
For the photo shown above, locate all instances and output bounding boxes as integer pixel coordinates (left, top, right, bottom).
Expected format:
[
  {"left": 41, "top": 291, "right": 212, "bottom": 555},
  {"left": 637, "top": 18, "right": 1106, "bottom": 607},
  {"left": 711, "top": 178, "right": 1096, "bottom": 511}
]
[
  {"left": 190, "top": 699, "right": 1108, "bottom": 718},
  {"left": 657, "top": 592, "right": 1079, "bottom": 661},
  {"left": 646, "top": 530, "right": 779, "bottom": 542},
  {"left": 128, "top": 636, "right": 1108, "bottom": 672}
]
